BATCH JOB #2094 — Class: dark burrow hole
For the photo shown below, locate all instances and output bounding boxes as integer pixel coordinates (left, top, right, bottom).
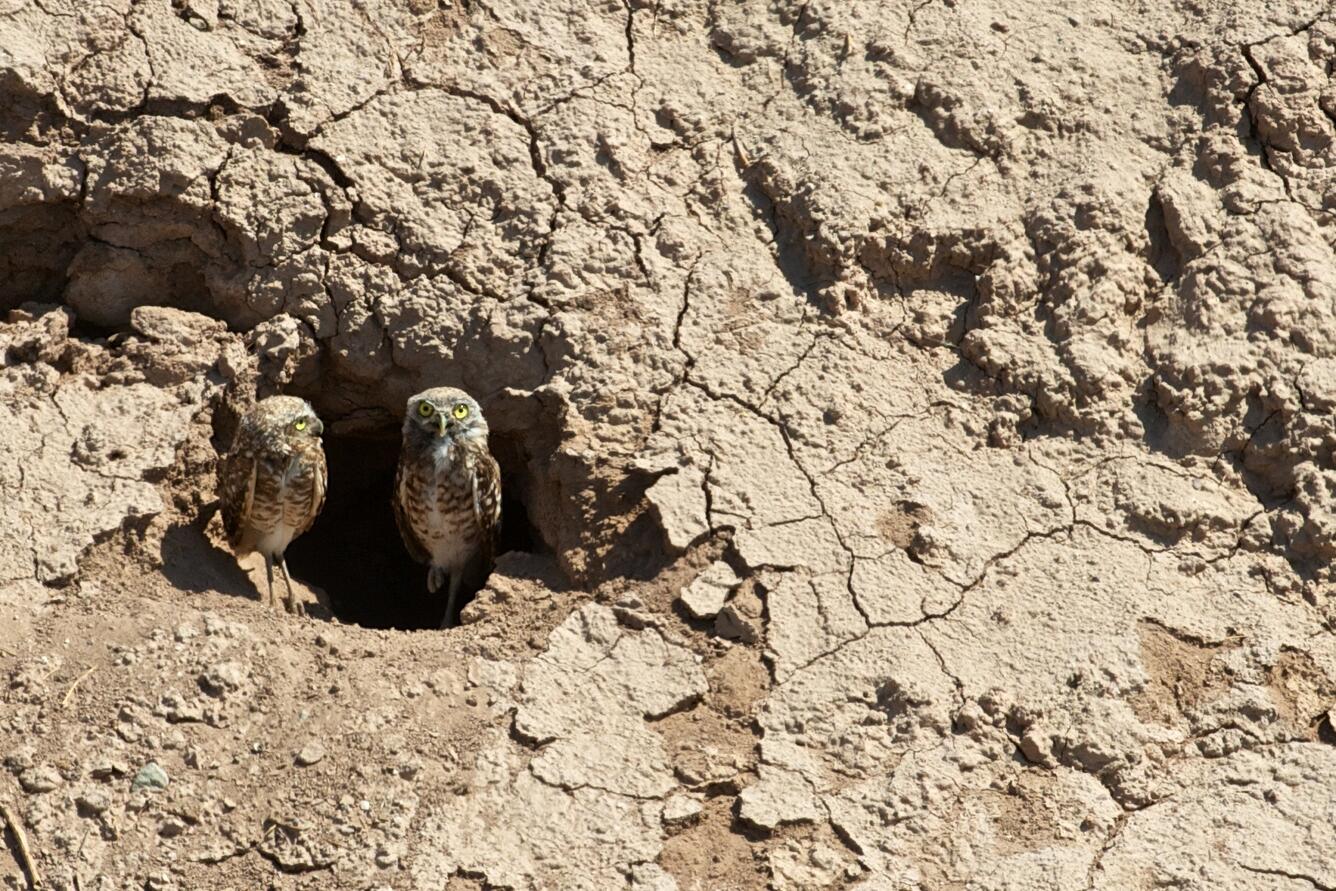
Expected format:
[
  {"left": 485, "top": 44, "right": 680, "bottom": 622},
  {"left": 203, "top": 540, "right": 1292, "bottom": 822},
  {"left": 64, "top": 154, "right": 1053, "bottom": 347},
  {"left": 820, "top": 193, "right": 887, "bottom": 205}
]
[{"left": 285, "top": 430, "right": 539, "bottom": 630}]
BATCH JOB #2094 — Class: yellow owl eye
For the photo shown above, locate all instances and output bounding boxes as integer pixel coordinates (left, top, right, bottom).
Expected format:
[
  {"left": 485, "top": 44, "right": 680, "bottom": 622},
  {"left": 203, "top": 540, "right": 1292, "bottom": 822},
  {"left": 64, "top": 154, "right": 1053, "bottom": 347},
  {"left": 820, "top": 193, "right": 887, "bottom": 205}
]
[
  {"left": 452, "top": 403, "right": 469, "bottom": 420},
  {"left": 417, "top": 402, "right": 435, "bottom": 418},
  {"left": 294, "top": 419, "right": 307, "bottom": 431}
]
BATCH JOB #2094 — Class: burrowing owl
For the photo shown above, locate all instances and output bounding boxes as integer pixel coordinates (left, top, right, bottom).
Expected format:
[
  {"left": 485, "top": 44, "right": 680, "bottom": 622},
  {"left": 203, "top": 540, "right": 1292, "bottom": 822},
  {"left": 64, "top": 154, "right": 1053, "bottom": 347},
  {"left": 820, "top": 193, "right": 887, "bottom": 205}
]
[
  {"left": 217, "top": 396, "right": 327, "bottom": 615},
  {"left": 393, "top": 387, "right": 501, "bottom": 628}
]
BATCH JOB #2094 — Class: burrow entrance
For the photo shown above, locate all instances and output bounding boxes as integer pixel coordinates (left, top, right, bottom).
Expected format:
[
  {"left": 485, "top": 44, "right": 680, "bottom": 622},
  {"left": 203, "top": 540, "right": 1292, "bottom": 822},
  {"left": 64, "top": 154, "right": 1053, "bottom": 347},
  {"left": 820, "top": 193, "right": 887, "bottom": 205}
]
[{"left": 284, "top": 430, "right": 540, "bottom": 630}]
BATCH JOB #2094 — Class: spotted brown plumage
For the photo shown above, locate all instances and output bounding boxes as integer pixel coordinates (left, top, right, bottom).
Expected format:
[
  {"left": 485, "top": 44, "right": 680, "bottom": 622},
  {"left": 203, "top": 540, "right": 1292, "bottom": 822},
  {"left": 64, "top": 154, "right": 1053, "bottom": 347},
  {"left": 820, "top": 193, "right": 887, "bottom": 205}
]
[
  {"left": 393, "top": 386, "right": 502, "bottom": 628},
  {"left": 217, "top": 396, "right": 327, "bottom": 615}
]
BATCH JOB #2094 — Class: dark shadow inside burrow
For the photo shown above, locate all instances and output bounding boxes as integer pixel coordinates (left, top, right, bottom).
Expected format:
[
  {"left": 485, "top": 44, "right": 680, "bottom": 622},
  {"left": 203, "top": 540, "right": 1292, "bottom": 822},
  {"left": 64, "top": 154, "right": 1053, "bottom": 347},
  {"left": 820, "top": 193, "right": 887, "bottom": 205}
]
[{"left": 285, "top": 430, "right": 538, "bottom": 630}]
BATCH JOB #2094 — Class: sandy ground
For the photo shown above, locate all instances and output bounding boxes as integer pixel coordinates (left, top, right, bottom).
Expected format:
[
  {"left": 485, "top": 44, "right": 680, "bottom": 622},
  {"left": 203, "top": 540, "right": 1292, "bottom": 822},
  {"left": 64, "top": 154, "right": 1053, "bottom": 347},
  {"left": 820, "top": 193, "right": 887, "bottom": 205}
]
[{"left": 5, "top": 0, "right": 1336, "bottom": 888}]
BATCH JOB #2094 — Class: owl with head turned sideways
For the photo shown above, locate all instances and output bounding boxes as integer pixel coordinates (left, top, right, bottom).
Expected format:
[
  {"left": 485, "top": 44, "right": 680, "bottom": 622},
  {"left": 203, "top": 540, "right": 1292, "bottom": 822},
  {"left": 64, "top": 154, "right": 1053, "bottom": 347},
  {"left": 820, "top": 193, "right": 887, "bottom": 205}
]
[
  {"left": 393, "top": 386, "right": 502, "bottom": 628},
  {"left": 217, "top": 395, "right": 327, "bottom": 616}
]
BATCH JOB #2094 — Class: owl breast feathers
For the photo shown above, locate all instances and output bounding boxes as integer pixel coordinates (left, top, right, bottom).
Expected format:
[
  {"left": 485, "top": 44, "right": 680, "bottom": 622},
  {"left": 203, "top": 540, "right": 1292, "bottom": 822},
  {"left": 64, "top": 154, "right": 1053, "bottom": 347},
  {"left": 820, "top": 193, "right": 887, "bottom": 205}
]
[
  {"left": 393, "top": 436, "right": 501, "bottom": 571},
  {"left": 219, "top": 400, "right": 327, "bottom": 555}
]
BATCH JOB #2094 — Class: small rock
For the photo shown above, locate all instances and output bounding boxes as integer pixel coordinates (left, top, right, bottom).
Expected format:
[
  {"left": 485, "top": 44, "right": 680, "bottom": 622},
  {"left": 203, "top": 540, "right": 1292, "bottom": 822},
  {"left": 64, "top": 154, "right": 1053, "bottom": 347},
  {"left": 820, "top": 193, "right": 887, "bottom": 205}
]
[
  {"left": 715, "top": 605, "right": 759, "bottom": 643},
  {"left": 678, "top": 561, "right": 740, "bottom": 620},
  {"left": 19, "top": 765, "right": 61, "bottom": 794},
  {"left": 90, "top": 759, "right": 129, "bottom": 779},
  {"left": 295, "top": 743, "right": 325, "bottom": 767},
  {"left": 374, "top": 843, "right": 400, "bottom": 868},
  {"left": 76, "top": 788, "right": 112, "bottom": 816},
  {"left": 158, "top": 816, "right": 187, "bottom": 837},
  {"left": 662, "top": 793, "right": 703, "bottom": 825},
  {"left": 143, "top": 871, "right": 177, "bottom": 891},
  {"left": 674, "top": 763, "right": 706, "bottom": 786},
  {"left": 201, "top": 614, "right": 232, "bottom": 637},
  {"left": 613, "top": 606, "right": 650, "bottom": 630},
  {"left": 162, "top": 696, "right": 204, "bottom": 724},
  {"left": 1019, "top": 728, "right": 1056, "bottom": 768},
  {"left": 131, "top": 761, "right": 169, "bottom": 792},
  {"left": 4, "top": 747, "right": 35, "bottom": 773},
  {"left": 198, "top": 661, "right": 246, "bottom": 697}
]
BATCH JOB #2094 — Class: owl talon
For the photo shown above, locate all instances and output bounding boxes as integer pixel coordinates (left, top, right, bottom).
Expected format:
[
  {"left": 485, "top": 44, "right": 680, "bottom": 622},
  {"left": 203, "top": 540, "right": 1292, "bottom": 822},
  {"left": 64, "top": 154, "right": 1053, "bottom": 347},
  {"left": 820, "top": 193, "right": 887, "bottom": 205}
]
[{"left": 278, "top": 558, "right": 304, "bottom": 617}]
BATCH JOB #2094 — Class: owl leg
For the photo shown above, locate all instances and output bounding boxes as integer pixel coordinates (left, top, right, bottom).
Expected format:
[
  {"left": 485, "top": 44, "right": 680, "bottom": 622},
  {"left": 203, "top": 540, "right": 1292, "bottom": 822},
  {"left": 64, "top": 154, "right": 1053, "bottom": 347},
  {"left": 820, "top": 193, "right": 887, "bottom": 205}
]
[
  {"left": 427, "top": 564, "right": 447, "bottom": 594},
  {"left": 442, "top": 571, "right": 463, "bottom": 630},
  {"left": 278, "top": 558, "right": 303, "bottom": 617},
  {"left": 263, "top": 552, "right": 275, "bottom": 609}
]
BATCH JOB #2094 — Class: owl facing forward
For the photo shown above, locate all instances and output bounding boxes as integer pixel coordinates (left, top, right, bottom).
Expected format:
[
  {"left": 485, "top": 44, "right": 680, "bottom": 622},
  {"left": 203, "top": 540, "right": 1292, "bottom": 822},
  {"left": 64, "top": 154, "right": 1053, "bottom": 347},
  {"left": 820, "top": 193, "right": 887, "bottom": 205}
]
[
  {"left": 217, "top": 396, "right": 327, "bottom": 615},
  {"left": 393, "top": 387, "right": 501, "bottom": 628}
]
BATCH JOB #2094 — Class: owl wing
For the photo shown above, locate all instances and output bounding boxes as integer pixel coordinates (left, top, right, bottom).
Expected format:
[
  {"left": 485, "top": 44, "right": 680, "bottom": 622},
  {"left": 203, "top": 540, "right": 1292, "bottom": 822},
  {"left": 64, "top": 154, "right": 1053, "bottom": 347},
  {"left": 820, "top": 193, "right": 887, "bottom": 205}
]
[
  {"left": 218, "top": 449, "right": 257, "bottom": 549},
  {"left": 472, "top": 450, "right": 502, "bottom": 566},
  {"left": 295, "top": 444, "right": 327, "bottom": 537},
  {"left": 392, "top": 454, "right": 431, "bottom": 564}
]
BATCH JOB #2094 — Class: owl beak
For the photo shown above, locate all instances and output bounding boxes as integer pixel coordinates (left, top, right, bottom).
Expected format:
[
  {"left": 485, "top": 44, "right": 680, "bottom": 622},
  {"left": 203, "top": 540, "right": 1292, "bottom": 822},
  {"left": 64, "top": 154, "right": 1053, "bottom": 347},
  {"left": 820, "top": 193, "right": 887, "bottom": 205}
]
[{"left": 436, "top": 414, "right": 449, "bottom": 437}]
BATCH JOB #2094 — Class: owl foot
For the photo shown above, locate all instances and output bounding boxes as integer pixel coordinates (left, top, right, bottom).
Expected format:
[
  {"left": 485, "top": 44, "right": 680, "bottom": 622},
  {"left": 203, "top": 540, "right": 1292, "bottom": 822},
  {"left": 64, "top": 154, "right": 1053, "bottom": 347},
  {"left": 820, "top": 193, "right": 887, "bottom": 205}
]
[
  {"left": 427, "top": 565, "right": 448, "bottom": 594},
  {"left": 278, "top": 557, "right": 304, "bottom": 617}
]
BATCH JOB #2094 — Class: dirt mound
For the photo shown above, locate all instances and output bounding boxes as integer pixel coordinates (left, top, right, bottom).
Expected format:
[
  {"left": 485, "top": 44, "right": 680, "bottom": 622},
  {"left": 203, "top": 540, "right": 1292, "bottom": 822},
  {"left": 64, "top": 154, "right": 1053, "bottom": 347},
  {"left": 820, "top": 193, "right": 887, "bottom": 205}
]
[{"left": 5, "top": 0, "right": 1336, "bottom": 888}]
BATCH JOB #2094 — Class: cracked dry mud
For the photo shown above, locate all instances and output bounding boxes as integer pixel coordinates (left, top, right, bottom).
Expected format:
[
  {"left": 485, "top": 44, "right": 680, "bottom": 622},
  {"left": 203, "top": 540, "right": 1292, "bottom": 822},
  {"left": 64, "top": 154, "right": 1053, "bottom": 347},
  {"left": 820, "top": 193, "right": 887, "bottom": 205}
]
[{"left": 5, "top": 0, "right": 1336, "bottom": 888}]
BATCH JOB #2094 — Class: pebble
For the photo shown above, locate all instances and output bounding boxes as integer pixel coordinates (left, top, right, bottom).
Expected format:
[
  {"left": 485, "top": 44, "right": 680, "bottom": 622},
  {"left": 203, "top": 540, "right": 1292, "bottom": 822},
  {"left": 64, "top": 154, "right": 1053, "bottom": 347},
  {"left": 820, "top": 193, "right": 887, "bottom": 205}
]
[
  {"left": 158, "top": 816, "right": 187, "bottom": 837},
  {"left": 90, "top": 759, "right": 129, "bottom": 779},
  {"left": 4, "top": 748, "right": 34, "bottom": 772},
  {"left": 662, "top": 793, "right": 703, "bottom": 825},
  {"left": 163, "top": 696, "right": 204, "bottom": 724},
  {"left": 198, "top": 661, "right": 245, "bottom": 697},
  {"left": 295, "top": 743, "right": 326, "bottom": 766},
  {"left": 131, "top": 761, "right": 169, "bottom": 792},
  {"left": 76, "top": 789, "right": 112, "bottom": 815},
  {"left": 714, "top": 605, "right": 759, "bottom": 643},
  {"left": 143, "top": 872, "right": 177, "bottom": 891},
  {"left": 678, "top": 561, "right": 740, "bottom": 620},
  {"left": 19, "top": 764, "right": 61, "bottom": 794}
]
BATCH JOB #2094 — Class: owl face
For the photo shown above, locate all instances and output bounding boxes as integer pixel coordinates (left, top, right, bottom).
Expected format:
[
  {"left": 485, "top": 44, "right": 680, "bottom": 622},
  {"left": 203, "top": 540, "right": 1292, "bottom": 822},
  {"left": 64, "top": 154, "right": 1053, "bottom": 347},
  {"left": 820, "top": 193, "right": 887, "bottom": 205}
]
[
  {"left": 255, "top": 395, "right": 324, "bottom": 445},
  {"left": 404, "top": 387, "right": 488, "bottom": 444}
]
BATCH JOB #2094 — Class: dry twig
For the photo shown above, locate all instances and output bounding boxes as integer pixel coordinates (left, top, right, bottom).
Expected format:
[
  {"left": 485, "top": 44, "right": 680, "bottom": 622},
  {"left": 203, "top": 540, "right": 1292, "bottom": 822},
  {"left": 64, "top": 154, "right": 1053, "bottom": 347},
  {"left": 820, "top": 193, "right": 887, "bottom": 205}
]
[
  {"left": 0, "top": 799, "right": 42, "bottom": 890},
  {"left": 60, "top": 666, "right": 96, "bottom": 710}
]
